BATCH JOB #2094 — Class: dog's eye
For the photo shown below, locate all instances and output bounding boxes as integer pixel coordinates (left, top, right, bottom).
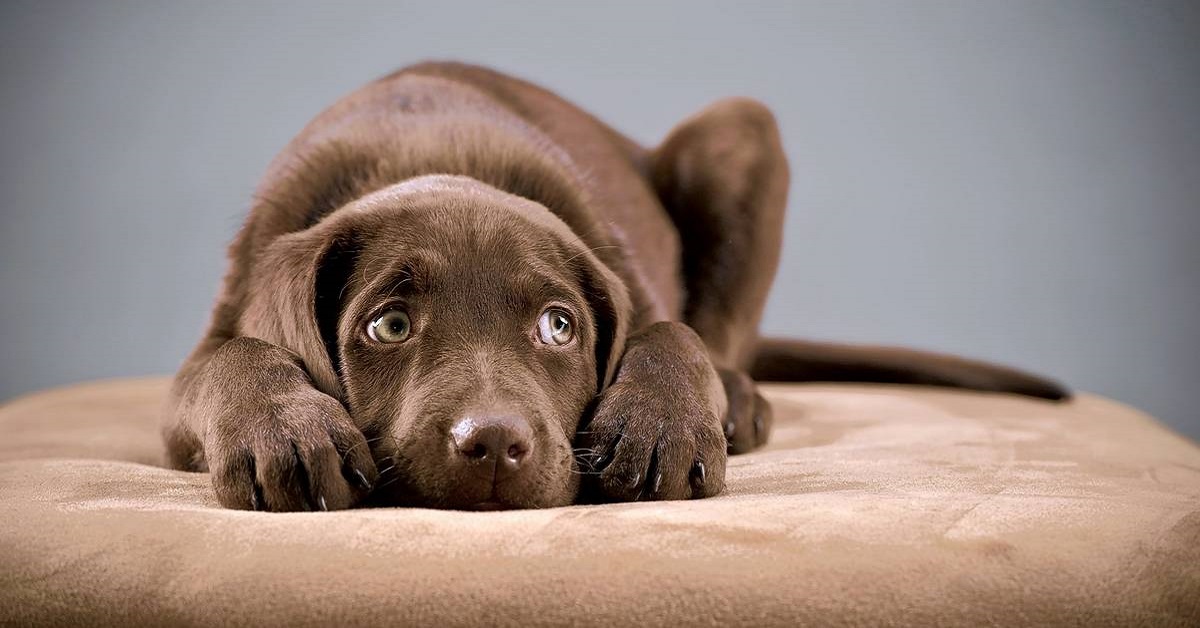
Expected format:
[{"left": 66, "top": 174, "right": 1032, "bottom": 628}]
[
  {"left": 537, "top": 308, "right": 574, "bottom": 345},
  {"left": 367, "top": 309, "right": 411, "bottom": 343}
]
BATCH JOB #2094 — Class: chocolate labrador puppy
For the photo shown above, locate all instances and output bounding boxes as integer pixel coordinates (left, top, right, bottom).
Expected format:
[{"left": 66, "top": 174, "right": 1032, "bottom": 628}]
[{"left": 163, "top": 62, "right": 1067, "bottom": 512}]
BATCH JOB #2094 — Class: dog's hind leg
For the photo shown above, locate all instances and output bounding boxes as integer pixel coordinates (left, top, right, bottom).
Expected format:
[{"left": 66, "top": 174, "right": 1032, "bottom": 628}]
[
  {"left": 650, "top": 98, "right": 789, "bottom": 453},
  {"left": 649, "top": 100, "right": 1069, "bottom": 408}
]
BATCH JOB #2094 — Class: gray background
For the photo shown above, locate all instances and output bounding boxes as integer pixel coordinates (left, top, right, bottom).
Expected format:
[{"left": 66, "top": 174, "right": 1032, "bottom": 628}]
[{"left": 2, "top": 1, "right": 1197, "bottom": 438}]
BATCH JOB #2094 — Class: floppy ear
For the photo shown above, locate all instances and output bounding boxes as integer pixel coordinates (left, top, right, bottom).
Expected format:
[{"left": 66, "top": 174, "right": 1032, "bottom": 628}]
[
  {"left": 572, "top": 251, "right": 633, "bottom": 394},
  {"left": 239, "top": 219, "right": 359, "bottom": 399}
]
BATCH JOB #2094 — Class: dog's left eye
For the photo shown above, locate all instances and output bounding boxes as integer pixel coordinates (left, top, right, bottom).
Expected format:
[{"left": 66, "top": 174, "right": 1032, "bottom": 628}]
[{"left": 537, "top": 308, "right": 574, "bottom": 345}]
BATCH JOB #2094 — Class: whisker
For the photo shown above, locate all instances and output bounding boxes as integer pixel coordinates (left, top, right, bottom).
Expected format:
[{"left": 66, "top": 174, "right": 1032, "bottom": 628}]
[
  {"left": 563, "top": 244, "right": 620, "bottom": 266},
  {"left": 341, "top": 435, "right": 395, "bottom": 463}
]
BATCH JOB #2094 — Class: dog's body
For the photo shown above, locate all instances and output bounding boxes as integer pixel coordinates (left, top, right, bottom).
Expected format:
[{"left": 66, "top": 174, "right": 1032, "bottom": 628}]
[{"left": 165, "top": 62, "right": 1067, "bottom": 511}]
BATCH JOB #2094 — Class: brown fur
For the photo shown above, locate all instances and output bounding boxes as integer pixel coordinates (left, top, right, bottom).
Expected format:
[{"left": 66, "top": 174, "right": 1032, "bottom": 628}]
[{"left": 163, "top": 62, "right": 1068, "bottom": 511}]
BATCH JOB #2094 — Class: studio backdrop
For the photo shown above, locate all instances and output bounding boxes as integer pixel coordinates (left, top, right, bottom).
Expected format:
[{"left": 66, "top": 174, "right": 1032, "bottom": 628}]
[{"left": 1, "top": 1, "right": 1197, "bottom": 437}]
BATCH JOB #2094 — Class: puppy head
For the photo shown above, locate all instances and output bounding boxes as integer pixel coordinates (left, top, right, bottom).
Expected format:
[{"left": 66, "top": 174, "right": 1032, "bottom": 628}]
[{"left": 242, "top": 175, "right": 630, "bottom": 509}]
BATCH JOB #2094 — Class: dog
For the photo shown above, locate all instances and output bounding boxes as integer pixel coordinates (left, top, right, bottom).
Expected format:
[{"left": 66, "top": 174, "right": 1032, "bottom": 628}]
[{"left": 163, "top": 62, "right": 1068, "bottom": 512}]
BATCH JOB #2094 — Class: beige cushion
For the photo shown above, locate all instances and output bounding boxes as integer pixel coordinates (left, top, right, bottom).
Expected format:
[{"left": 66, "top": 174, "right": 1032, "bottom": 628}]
[{"left": 1, "top": 378, "right": 1197, "bottom": 626}]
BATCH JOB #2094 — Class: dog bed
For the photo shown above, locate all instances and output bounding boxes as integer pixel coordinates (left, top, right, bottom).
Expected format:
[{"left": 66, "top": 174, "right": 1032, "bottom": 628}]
[{"left": 1, "top": 377, "right": 1197, "bottom": 626}]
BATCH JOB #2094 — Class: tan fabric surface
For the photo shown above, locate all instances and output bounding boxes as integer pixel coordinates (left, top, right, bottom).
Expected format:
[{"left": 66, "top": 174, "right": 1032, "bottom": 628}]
[{"left": 1, "top": 378, "right": 1197, "bottom": 627}]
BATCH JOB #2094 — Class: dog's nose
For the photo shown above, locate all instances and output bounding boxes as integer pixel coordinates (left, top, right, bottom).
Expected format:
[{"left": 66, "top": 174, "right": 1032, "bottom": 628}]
[{"left": 450, "top": 415, "right": 534, "bottom": 476}]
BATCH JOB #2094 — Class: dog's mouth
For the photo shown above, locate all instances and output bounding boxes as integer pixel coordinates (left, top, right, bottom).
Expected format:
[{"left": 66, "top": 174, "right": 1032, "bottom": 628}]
[
  {"left": 368, "top": 479, "right": 526, "bottom": 511},
  {"left": 464, "top": 500, "right": 512, "bottom": 511},
  {"left": 364, "top": 432, "right": 578, "bottom": 510},
  {"left": 459, "top": 484, "right": 521, "bottom": 511}
]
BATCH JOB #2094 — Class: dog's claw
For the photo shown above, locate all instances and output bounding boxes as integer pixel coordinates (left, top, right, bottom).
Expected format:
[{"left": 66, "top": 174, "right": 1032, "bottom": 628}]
[
  {"left": 352, "top": 469, "right": 373, "bottom": 492},
  {"left": 651, "top": 471, "right": 662, "bottom": 495},
  {"left": 691, "top": 461, "right": 706, "bottom": 488},
  {"left": 318, "top": 495, "right": 328, "bottom": 511}
]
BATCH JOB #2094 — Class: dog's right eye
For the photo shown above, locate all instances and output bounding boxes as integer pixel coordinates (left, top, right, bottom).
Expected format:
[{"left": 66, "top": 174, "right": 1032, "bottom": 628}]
[{"left": 367, "top": 309, "right": 411, "bottom": 343}]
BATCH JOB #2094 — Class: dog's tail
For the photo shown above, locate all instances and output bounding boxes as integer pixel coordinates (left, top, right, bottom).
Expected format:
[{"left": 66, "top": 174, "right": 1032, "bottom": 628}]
[{"left": 748, "top": 337, "right": 1070, "bottom": 401}]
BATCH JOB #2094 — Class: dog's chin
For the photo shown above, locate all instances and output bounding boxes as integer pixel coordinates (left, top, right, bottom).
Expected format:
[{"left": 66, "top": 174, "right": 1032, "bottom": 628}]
[
  {"left": 365, "top": 472, "right": 579, "bottom": 511},
  {"left": 372, "top": 489, "right": 575, "bottom": 511},
  {"left": 444, "top": 480, "right": 579, "bottom": 511}
]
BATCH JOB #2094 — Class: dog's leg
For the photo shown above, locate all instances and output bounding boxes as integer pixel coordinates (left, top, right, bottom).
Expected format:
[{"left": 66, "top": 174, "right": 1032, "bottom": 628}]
[
  {"left": 650, "top": 98, "right": 789, "bottom": 453},
  {"left": 164, "top": 336, "right": 378, "bottom": 511}
]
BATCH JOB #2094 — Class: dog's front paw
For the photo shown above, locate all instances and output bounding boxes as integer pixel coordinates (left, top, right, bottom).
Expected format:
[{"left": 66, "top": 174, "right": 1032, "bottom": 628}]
[
  {"left": 205, "top": 385, "right": 378, "bottom": 512},
  {"left": 578, "top": 322, "right": 727, "bottom": 502}
]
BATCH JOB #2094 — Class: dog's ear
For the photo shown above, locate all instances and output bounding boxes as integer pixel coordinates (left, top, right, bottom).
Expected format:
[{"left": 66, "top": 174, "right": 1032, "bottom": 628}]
[
  {"left": 570, "top": 249, "right": 632, "bottom": 394},
  {"left": 240, "top": 218, "right": 360, "bottom": 399}
]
